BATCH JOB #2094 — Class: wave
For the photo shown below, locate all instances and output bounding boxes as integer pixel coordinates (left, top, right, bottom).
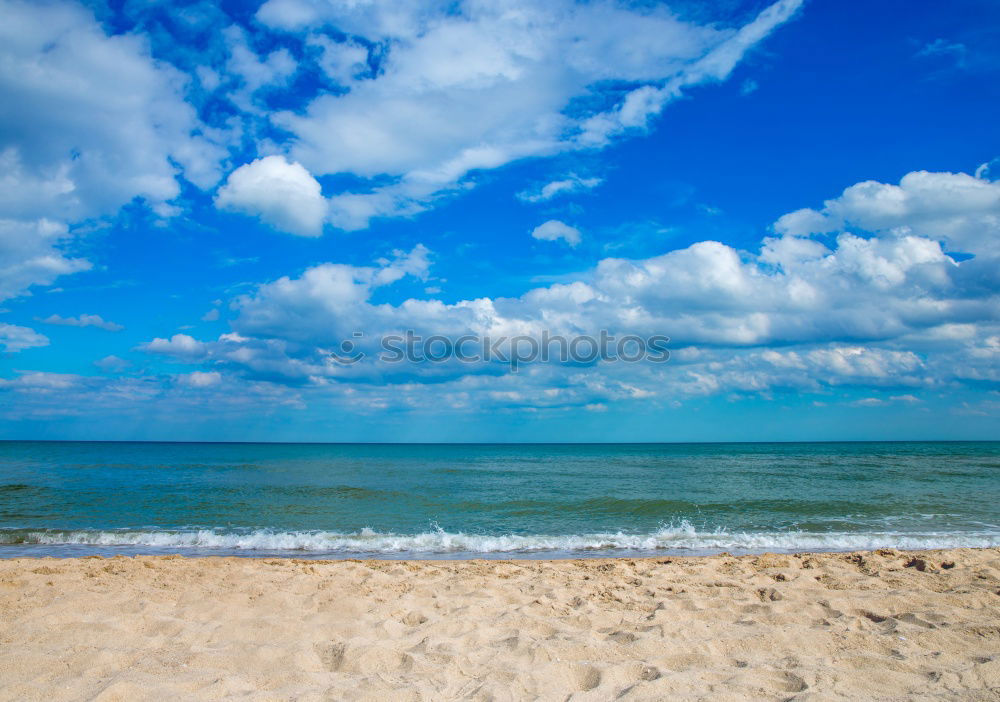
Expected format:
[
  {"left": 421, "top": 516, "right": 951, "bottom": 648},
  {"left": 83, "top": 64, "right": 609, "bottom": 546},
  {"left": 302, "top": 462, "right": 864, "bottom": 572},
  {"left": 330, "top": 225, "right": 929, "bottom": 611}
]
[{"left": 2, "top": 522, "right": 998, "bottom": 555}]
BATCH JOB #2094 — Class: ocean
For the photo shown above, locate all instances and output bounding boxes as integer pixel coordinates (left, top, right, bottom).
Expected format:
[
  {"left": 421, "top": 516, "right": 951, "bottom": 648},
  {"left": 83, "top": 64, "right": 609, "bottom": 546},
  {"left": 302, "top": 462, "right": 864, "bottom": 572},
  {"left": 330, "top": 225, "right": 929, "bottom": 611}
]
[{"left": 0, "top": 441, "right": 997, "bottom": 559}]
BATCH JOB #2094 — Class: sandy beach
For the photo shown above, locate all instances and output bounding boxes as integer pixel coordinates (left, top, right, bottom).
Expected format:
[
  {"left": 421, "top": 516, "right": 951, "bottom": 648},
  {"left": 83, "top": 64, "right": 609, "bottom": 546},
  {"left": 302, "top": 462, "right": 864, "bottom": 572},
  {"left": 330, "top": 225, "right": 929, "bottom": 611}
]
[{"left": 0, "top": 548, "right": 997, "bottom": 701}]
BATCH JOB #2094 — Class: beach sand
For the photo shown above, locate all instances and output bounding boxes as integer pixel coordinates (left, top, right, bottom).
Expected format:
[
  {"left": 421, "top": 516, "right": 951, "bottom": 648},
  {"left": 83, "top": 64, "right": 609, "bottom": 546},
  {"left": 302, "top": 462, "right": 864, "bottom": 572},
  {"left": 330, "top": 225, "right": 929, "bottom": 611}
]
[{"left": 0, "top": 548, "right": 998, "bottom": 701}]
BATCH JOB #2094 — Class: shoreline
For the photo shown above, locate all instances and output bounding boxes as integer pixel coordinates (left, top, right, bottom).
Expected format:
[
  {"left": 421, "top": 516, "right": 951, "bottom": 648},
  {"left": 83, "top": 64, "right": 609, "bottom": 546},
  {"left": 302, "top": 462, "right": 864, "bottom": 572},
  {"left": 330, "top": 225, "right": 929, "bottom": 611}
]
[
  {"left": 3, "top": 522, "right": 997, "bottom": 561},
  {"left": 1, "top": 544, "right": 999, "bottom": 561},
  {"left": 1, "top": 547, "right": 998, "bottom": 699}
]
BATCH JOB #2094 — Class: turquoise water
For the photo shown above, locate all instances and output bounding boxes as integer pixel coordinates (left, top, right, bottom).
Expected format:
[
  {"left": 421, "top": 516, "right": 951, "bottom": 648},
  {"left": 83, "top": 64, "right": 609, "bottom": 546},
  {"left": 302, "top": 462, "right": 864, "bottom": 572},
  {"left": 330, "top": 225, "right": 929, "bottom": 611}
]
[{"left": 0, "top": 441, "right": 997, "bottom": 559}]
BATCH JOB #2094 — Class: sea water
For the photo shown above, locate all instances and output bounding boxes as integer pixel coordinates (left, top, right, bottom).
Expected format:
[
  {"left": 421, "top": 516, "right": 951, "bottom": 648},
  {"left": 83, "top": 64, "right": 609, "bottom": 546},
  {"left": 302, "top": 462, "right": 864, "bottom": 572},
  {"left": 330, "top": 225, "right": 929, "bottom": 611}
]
[{"left": 0, "top": 441, "right": 997, "bottom": 559}]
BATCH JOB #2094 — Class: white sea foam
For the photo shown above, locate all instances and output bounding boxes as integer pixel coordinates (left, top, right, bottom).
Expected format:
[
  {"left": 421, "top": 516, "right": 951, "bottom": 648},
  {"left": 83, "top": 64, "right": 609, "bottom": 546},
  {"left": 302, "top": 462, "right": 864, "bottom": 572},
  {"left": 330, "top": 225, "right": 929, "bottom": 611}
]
[{"left": 3, "top": 522, "right": 998, "bottom": 555}]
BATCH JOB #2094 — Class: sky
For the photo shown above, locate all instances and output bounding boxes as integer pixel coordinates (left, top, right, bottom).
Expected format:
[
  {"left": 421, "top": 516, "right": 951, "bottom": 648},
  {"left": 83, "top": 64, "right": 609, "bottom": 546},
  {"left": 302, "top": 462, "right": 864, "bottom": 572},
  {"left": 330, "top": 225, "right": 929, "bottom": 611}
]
[{"left": 0, "top": 0, "right": 998, "bottom": 442}]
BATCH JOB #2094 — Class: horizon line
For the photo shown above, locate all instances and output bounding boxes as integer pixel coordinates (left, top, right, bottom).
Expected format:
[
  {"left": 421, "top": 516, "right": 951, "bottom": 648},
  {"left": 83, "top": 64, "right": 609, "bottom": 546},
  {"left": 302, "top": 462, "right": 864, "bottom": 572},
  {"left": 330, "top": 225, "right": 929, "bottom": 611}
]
[{"left": 0, "top": 439, "right": 997, "bottom": 446}]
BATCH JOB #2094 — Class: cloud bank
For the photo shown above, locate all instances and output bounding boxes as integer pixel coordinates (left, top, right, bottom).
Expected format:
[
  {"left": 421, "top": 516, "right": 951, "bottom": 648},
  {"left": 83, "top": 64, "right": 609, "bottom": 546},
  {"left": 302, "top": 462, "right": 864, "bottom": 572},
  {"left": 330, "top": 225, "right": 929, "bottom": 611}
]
[{"left": 129, "top": 166, "right": 999, "bottom": 414}]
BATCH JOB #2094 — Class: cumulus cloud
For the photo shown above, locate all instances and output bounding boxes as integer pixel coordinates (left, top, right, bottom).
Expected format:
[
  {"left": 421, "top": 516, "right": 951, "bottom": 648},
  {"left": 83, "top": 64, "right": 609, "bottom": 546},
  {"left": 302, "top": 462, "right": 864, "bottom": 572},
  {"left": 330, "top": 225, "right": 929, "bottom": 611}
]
[
  {"left": 140, "top": 333, "right": 208, "bottom": 359},
  {"left": 531, "top": 220, "right": 582, "bottom": 247},
  {"left": 773, "top": 168, "right": 1000, "bottom": 254},
  {"left": 0, "top": 0, "right": 804, "bottom": 309},
  {"left": 215, "top": 156, "right": 327, "bottom": 237},
  {"left": 517, "top": 175, "right": 602, "bottom": 203},
  {"left": 0, "top": 323, "right": 48, "bottom": 352},
  {"left": 0, "top": 0, "right": 226, "bottom": 300},
  {"left": 137, "top": 166, "right": 1000, "bottom": 412},
  {"left": 252, "top": 0, "right": 802, "bottom": 229},
  {"left": 0, "top": 0, "right": 225, "bottom": 214},
  {"left": 40, "top": 313, "right": 124, "bottom": 332},
  {"left": 233, "top": 244, "right": 432, "bottom": 344},
  {"left": 0, "top": 218, "right": 89, "bottom": 302}
]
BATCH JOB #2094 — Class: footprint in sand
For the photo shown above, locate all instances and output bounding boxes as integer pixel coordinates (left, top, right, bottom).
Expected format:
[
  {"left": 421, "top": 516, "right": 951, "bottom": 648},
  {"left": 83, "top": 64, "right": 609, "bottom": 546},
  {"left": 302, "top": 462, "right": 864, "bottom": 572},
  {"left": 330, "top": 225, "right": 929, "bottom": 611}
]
[
  {"left": 402, "top": 610, "right": 428, "bottom": 626},
  {"left": 314, "top": 641, "right": 346, "bottom": 671},
  {"left": 893, "top": 612, "right": 937, "bottom": 629},
  {"left": 606, "top": 630, "right": 638, "bottom": 644},
  {"left": 544, "top": 662, "right": 602, "bottom": 691},
  {"left": 730, "top": 669, "right": 809, "bottom": 694}
]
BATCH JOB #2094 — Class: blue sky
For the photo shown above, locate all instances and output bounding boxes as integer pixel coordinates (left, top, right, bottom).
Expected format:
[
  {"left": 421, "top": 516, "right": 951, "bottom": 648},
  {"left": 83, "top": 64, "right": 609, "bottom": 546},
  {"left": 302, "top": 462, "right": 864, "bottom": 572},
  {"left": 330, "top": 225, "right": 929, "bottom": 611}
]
[{"left": 0, "top": 0, "right": 998, "bottom": 441}]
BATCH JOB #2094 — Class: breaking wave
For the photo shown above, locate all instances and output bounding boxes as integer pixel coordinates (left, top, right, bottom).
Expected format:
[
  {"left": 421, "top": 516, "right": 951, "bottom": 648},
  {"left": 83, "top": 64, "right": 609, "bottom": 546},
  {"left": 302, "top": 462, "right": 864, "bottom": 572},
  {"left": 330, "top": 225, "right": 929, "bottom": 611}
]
[{"left": 2, "top": 521, "right": 998, "bottom": 556}]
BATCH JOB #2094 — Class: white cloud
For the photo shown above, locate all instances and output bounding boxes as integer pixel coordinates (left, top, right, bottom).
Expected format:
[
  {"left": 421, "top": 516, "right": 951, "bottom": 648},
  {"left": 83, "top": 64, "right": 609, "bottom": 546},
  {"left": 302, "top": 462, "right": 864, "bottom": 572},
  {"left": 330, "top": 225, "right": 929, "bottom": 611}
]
[
  {"left": 773, "top": 169, "right": 1000, "bottom": 254},
  {"left": 224, "top": 218, "right": 976, "bottom": 355},
  {"left": 531, "top": 220, "right": 582, "bottom": 247},
  {"left": 226, "top": 26, "right": 297, "bottom": 94},
  {"left": 179, "top": 371, "right": 222, "bottom": 387},
  {"left": 220, "top": 26, "right": 300, "bottom": 115},
  {"left": 233, "top": 245, "right": 432, "bottom": 344},
  {"left": 0, "top": 218, "right": 90, "bottom": 302},
  {"left": 0, "top": 369, "right": 304, "bottom": 420},
  {"left": 0, "top": 0, "right": 225, "bottom": 216},
  {"left": 0, "top": 0, "right": 226, "bottom": 300},
  {"left": 0, "top": 370, "right": 81, "bottom": 391},
  {"left": 852, "top": 397, "right": 885, "bottom": 407},
  {"left": 325, "top": 185, "right": 443, "bottom": 232},
  {"left": 40, "top": 313, "right": 124, "bottom": 332},
  {"left": 975, "top": 160, "right": 998, "bottom": 180},
  {"left": 254, "top": 0, "right": 803, "bottom": 229},
  {"left": 773, "top": 207, "right": 835, "bottom": 237},
  {"left": 307, "top": 34, "right": 370, "bottom": 85},
  {"left": 139, "top": 166, "right": 999, "bottom": 412},
  {"left": 140, "top": 333, "right": 208, "bottom": 359},
  {"left": 517, "top": 175, "right": 602, "bottom": 203},
  {"left": 215, "top": 156, "right": 327, "bottom": 237},
  {"left": 0, "top": 323, "right": 48, "bottom": 352},
  {"left": 573, "top": 0, "right": 803, "bottom": 146}
]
